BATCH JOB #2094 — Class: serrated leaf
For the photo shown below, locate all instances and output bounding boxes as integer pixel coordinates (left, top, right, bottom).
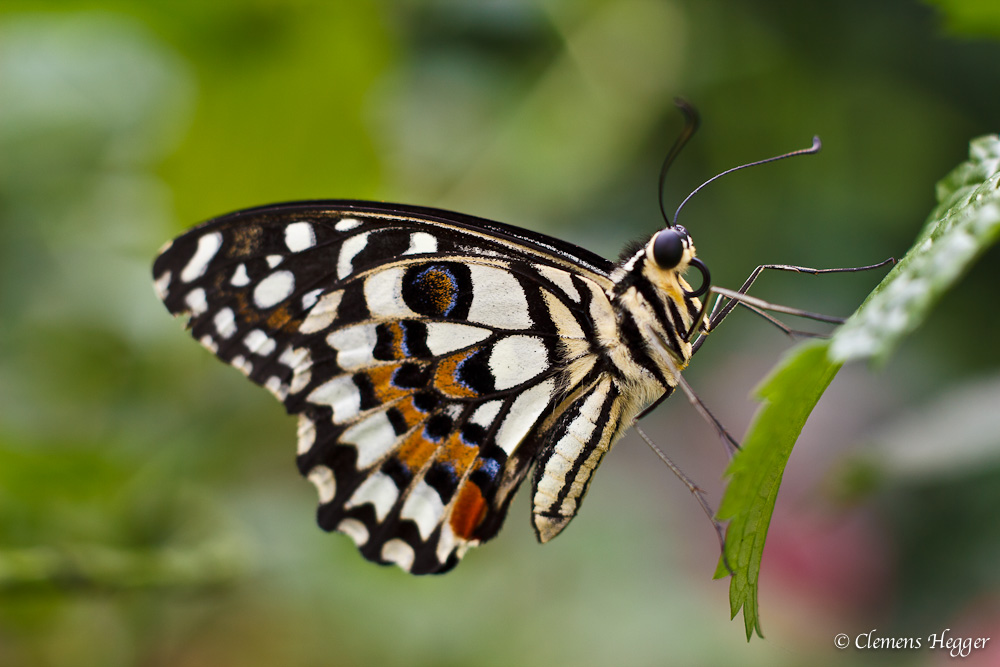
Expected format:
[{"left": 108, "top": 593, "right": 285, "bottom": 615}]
[
  {"left": 714, "top": 135, "right": 1000, "bottom": 641},
  {"left": 713, "top": 340, "right": 841, "bottom": 640}
]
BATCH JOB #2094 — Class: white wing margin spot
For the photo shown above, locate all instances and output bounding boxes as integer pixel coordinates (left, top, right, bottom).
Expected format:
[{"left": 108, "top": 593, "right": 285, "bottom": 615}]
[
  {"left": 346, "top": 471, "right": 399, "bottom": 522},
  {"left": 400, "top": 480, "right": 446, "bottom": 540},
  {"left": 308, "top": 375, "right": 361, "bottom": 423},
  {"left": 341, "top": 410, "right": 397, "bottom": 468},
  {"left": 308, "top": 465, "right": 336, "bottom": 503},
  {"left": 381, "top": 539, "right": 415, "bottom": 571}
]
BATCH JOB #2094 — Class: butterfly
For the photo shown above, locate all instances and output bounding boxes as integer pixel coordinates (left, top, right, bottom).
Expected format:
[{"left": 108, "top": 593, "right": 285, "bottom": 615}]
[{"left": 152, "top": 198, "right": 713, "bottom": 574}]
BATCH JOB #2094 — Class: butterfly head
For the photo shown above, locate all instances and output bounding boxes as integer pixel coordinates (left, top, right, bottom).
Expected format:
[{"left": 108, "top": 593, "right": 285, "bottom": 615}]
[{"left": 645, "top": 225, "right": 710, "bottom": 299}]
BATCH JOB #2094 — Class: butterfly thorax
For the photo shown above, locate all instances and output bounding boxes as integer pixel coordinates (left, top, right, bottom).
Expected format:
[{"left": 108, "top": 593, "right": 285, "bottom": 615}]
[{"left": 604, "top": 232, "right": 703, "bottom": 404}]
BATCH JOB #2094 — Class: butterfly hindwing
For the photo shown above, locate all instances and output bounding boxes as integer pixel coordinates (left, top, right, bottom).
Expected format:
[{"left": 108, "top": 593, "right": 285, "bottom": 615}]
[{"left": 153, "top": 201, "right": 616, "bottom": 573}]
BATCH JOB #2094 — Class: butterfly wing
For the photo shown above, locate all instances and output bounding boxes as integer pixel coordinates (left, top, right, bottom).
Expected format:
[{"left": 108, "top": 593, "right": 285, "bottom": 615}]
[{"left": 153, "top": 201, "right": 616, "bottom": 573}]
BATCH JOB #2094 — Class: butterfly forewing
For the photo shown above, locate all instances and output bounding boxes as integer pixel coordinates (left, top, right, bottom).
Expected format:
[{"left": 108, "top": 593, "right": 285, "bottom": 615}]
[{"left": 153, "top": 201, "right": 621, "bottom": 573}]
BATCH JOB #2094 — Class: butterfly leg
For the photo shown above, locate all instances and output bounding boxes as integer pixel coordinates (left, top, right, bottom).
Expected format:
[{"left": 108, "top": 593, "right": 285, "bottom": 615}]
[
  {"left": 635, "top": 424, "right": 734, "bottom": 576},
  {"left": 654, "top": 348, "right": 742, "bottom": 456},
  {"left": 691, "top": 258, "right": 894, "bottom": 352}
]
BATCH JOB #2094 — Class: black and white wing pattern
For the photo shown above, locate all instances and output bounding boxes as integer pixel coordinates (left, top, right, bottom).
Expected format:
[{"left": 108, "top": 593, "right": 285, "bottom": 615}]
[{"left": 153, "top": 201, "right": 701, "bottom": 574}]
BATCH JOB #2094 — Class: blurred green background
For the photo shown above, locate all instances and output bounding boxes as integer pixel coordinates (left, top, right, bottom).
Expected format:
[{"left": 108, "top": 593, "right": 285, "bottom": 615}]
[{"left": 2, "top": 1, "right": 1000, "bottom": 665}]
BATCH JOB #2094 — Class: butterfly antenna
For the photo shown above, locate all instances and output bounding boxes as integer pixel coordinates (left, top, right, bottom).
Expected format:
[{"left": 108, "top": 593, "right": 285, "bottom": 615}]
[
  {"left": 673, "top": 135, "right": 822, "bottom": 225},
  {"left": 658, "top": 99, "right": 700, "bottom": 228}
]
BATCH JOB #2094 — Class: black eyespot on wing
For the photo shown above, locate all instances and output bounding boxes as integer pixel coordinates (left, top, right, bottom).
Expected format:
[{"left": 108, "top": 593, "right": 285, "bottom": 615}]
[{"left": 401, "top": 263, "right": 473, "bottom": 319}]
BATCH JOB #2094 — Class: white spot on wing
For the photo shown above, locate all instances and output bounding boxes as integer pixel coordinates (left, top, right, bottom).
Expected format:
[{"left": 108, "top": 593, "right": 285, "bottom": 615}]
[
  {"left": 244, "top": 329, "right": 276, "bottom": 356},
  {"left": 469, "top": 400, "right": 503, "bottom": 429},
  {"left": 231, "top": 355, "right": 253, "bottom": 376},
  {"left": 279, "top": 345, "right": 310, "bottom": 369},
  {"left": 435, "top": 522, "right": 479, "bottom": 563},
  {"left": 327, "top": 324, "right": 378, "bottom": 371},
  {"left": 266, "top": 254, "right": 283, "bottom": 268},
  {"left": 489, "top": 335, "right": 548, "bottom": 389},
  {"left": 381, "top": 539, "right": 415, "bottom": 571},
  {"left": 400, "top": 480, "right": 445, "bottom": 540},
  {"left": 290, "top": 365, "right": 312, "bottom": 394},
  {"left": 265, "top": 375, "right": 288, "bottom": 400},
  {"left": 467, "top": 264, "right": 532, "bottom": 329},
  {"left": 335, "top": 217, "right": 361, "bottom": 232},
  {"left": 254, "top": 270, "right": 295, "bottom": 309},
  {"left": 338, "top": 518, "right": 369, "bottom": 546},
  {"left": 230, "top": 264, "right": 250, "bottom": 287},
  {"left": 214, "top": 307, "right": 237, "bottom": 339},
  {"left": 286, "top": 347, "right": 312, "bottom": 393},
  {"left": 301, "top": 288, "right": 324, "bottom": 310},
  {"left": 299, "top": 289, "right": 342, "bottom": 334},
  {"left": 285, "top": 221, "right": 316, "bottom": 252},
  {"left": 346, "top": 470, "right": 398, "bottom": 521},
  {"left": 185, "top": 287, "right": 208, "bottom": 316},
  {"left": 341, "top": 410, "right": 397, "bottom": 469},
  {"left": 181, "top": 231, "right": 223, "bottom": 283},
  {"left": 337, "top": 232, "right": 370, "bottom": 279},
  {"left": 364, "top": 268, "right": 418, "bottom": 319},
  {"left": 308, "top": 375, "right": 361, "bottom": 423},
  {"left": 436, "top": 523, "right": 462, "bottom": 566},
  {"left": 495, "top": 379, "right": 555, "bottom": 455},
  {"left": 297, "top": 415, "right": 316, "bottom": 455},
  {"left": 199, "top": 334, "right": 218, "bottom": 353},
  {"left": 424, "top": 322, "right": 491, "bottom": 356},
  {"left": 154, "top": 270, "right": 171, "bottom": 300},
  {"left": 308, "top": 465, "right": 336, "bottom": 503},
  {"left": 403, "top": 231, "right": 438, "bottom": 255}
]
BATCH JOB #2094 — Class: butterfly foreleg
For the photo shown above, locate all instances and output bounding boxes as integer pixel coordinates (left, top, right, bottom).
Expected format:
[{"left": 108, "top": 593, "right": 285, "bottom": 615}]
[
  {"left": 691, "top": 258, "right": 894, "bottom": 352},
  {"left": 634, "top": 424, "right": 734, "bottom": 575}
]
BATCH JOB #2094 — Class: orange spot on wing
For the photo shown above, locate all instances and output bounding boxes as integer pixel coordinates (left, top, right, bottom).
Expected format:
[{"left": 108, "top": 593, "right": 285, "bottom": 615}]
[
  {"left": 383, "top": 322, "right": 406, "bottom": 360},
  {"left": 365, "top": 364, "right": 411, "bottom": 404},
  {"left": 450, "top": 481, "right": 488, "bottom": 540},
  {"left": 267, "top": 305, "right": 300, "bottom": 332},
  {"left": 231, "top": 292, "right": 263, "bottom": 324},
  {"left": 395, "top": 428, "right": 439, "bottom": 472},
  {"left": 420, "top": 268, "right": 456, "bottom": 316},
  {"left": 439, "top": 431, "right": 478, "bottom": 473},
  {"left": 438, "top": 431, "right": 484, "bottom": 539},
  {"left": 433, "top": 348, "right": 480, "bottom": 399}
]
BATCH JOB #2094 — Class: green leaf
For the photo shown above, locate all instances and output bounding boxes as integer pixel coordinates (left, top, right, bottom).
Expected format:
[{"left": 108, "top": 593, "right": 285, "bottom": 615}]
[
  {"left": 715, "top": 134, "right": 1000, "bottom": 640},
  {"left": 830, "top": 134, "right": 1000, "bottom": 365},
  {"left": 713, "top": 340, "right": 841, "bottom": 640}
]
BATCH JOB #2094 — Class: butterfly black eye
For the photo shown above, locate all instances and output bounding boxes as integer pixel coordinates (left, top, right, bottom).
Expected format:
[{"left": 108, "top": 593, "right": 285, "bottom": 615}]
[{"left": 651, "top": 229, "right": 686, "bottom": 269}]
